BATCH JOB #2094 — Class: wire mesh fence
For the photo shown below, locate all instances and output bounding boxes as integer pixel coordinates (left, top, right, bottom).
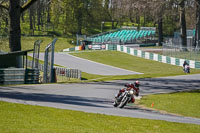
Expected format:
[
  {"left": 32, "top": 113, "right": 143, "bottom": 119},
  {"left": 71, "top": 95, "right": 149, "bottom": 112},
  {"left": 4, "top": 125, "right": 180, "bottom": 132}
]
[
  {"left": 32, "top": 40, "right": 42, "bottom": 69},
  {"left": 43, "top": 39, "right": 57, "bottom": 83},
  {"left": 27, "top": 60, "right": 81, "bottom": 83},
  {"left": 162, "top": 38, "right": 200, "bottom": 61}
]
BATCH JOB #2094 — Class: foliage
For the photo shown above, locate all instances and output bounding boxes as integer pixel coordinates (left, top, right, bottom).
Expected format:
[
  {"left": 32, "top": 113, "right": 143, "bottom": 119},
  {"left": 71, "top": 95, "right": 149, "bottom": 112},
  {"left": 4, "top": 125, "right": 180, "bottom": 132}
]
[
  {"left": 51, "top": 0, "right": 104, "bottom": 35},
  {"left": 0, "top": 0, "right": 197, "bottom": 37}
]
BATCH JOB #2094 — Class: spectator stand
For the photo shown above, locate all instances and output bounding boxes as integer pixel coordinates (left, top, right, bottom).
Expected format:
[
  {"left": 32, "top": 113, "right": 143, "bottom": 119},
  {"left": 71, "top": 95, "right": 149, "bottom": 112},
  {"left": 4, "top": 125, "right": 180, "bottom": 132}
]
[{"left": 84, "top": 26, "right": 156, "bottom": 50}]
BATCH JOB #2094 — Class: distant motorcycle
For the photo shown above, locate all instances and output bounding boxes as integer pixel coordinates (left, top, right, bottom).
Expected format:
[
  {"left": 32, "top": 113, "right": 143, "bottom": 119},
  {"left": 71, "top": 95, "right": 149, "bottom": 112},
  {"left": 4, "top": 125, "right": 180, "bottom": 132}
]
[
  {"left": 184, "top": 65, "right": 190, "bottom": 73},
  {"left": 113, "top": 89, "right": 136, "bottom": 108}
]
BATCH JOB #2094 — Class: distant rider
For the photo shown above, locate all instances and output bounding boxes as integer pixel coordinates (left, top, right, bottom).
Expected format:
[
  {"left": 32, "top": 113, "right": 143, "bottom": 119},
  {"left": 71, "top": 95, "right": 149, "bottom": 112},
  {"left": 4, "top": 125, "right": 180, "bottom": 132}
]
[
  {"left": 183, "top": 61, "right": 189, "bottom": 68},
  {"left": 116, "top": 80, "right": 140, "bottom": 103},
  {"left": 183, "top": 61, "right": 190, "bottom": 73}
]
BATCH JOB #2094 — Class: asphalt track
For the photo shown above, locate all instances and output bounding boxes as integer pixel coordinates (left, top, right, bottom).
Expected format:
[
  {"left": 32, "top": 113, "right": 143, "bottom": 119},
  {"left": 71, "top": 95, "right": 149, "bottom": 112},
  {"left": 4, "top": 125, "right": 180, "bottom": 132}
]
[
  {"left": 38, "top": 52, "right": 142, "bottom": 75},
  {"left": 0, "top": 74, "right": 200, "bottom": 125}
]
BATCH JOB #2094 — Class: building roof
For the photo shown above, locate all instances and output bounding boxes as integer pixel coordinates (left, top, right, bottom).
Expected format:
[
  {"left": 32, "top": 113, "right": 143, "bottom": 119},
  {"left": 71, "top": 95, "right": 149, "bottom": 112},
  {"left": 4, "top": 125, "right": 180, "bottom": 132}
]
[{"left": 0, "top": 49, "right": 33, "bottom": 56}]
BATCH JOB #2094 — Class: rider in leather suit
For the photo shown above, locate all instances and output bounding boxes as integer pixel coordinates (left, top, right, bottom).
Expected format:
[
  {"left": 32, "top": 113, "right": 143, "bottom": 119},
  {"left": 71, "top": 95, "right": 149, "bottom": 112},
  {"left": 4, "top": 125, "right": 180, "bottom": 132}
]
[{"left": 116, "top": 80, "right": 140, "bottom": 103}]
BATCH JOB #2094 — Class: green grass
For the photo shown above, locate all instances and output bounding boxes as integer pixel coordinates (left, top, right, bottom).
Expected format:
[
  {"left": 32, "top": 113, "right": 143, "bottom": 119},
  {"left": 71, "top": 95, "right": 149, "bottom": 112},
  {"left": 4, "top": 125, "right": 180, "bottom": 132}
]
[
  {"left": 0, "top": 36, "right": 75, "bottom": 52},
  {"left": 0, "top": 101, "right": 200, "bottom": 133},
  {"left": 70, "top": 51, "right": 200, "bottom": 81},
  {"left": 139, "top": 89, "right": 200, "bottom": 118}
]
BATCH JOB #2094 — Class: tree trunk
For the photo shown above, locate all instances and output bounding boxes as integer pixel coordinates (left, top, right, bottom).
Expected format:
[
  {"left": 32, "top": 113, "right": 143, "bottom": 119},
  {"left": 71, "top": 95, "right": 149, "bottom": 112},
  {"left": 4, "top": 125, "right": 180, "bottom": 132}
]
[
  {"left": 33, "top": 10, "right": 36, "bottom": 30},
  {"left": 41, "top": 2, "right": 44, "bottom": 28},
  {"left": 9, "top": 0, "right": 21, "bottom": 52},
  {"left": 180, "top": 0, "right": 187, "bottom": 48},
  {"left": 112, "top": 19, "right": 115, "bottom": 29},
  {"left": 21, "top": 0, "right": 25, "bottom": 23},
  {"left": 136, "top": 13, "right": 140, "bottom": 29},
  {"left": 5, "top": 17, "right": 8, "bottom": 26},
  {"left": 143, "top": 12, "right": 146, "bottom": 27},
  {"left": 47, "top": 0, "right": 51, "bottom": 23},
  {"left": 29, "top": 7, "right": 33, "bottom": 32},
  {"left": 158, "top": 18, "right": 163, "bottom": 46},
  {"left": 77, "top": 8, "right": 82, "bottom": 35},
  {"left": 37, "top": 0, "right": 41, "bottom": 30},
  {"left": 195, "top": 0, "right": 200, "bottom": 48}
]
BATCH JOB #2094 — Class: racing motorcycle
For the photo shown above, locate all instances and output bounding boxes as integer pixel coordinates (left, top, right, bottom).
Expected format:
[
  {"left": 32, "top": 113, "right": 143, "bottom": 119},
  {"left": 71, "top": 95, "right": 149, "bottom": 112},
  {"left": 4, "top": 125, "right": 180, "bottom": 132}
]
[
  {"left": 184, "top": 64, "right": 190, "bottom": 73},
  {"left": 113, "top": 89, "right": 136, "bottom": 108}
]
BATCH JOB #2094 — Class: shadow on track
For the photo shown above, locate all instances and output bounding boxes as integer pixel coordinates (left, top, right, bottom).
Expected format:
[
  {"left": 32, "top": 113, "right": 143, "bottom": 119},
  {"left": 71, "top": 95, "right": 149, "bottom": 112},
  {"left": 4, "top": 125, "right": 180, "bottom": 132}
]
[
  {"left": 0, "top": 91, "right": 112, "bottom": 108},
  {"left": 84, "top": 77, "right": 200, "bottom": 94}
]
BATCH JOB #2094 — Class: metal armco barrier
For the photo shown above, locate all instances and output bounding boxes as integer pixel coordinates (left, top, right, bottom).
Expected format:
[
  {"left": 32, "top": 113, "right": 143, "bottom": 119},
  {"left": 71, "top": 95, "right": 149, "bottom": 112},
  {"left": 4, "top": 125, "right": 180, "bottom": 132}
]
[
  {"left": 25, "top": 68, "right": 40, "bottom": 84},
  {"left": 0, "top": 68, "right": 25, "bottom": 85}
]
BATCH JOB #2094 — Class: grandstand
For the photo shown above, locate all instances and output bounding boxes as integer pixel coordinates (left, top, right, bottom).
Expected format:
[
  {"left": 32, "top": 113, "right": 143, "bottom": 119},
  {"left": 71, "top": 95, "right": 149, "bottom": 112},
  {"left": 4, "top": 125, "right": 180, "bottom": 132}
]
[
  {"left": 86, "top": 27, "right": 156, "bottom": 45},
  {"left": 187, "top": 29, "right": 196, "bottom": 37}
]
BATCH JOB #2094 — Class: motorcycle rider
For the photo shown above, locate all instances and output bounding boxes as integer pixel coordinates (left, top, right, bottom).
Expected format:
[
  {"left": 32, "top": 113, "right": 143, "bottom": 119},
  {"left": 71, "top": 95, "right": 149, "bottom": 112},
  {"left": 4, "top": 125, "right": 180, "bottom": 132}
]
[
  {"left": 183, "top": 61, "right": 190, "bottom": 73},
  {"left": 115, "top": 80, "right": 140, "bottom": 103}
]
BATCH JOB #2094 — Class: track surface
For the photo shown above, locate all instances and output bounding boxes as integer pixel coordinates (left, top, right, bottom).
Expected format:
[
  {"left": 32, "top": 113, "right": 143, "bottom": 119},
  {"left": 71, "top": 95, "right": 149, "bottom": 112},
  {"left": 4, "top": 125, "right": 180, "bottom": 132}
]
[
  {"left": 38, "top": 52, "right": 142, "bottom": 75},
  {"left": 0, "top": 74, "right": 200, "bottom": 125}
]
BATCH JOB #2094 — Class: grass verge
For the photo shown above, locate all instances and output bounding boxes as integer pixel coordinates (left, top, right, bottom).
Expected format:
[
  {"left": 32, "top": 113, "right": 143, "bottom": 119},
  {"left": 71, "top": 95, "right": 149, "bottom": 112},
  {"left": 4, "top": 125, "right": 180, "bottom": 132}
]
[
  {"left": 139, "top": 89, "right": 200, "bottom": 118},
  {"left": 70, "top": 51, "right": 200, "bottom": 81},
  {"left": 0, "top": 101, "right": 200, "bottom": 133}
]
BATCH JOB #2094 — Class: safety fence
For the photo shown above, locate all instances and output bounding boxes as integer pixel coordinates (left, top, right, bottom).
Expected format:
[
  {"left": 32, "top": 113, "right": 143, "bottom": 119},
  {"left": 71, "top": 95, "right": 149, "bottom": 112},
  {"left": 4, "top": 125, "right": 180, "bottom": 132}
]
[
  {"left": 117, "top": 45, "right": 200, "bottom": 69},
  {"left": 55, "top": 67, "right": 81, "bottom": 80},
  {"left": 63, "top": 44, "right": 118, "bottom": 51},
  {"left": 27, "top": 60, "right": 81, "bottom": 82},
  {"left": 162, "top": 44, "right": 200, "bottom": 62}
]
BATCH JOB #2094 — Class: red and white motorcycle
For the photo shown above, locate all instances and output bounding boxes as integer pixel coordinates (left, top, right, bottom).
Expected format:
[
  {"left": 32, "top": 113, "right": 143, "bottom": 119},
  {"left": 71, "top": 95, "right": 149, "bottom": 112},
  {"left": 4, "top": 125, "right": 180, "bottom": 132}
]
[{"left": 113, "top": 88, "right": 137, "bottom": 108}]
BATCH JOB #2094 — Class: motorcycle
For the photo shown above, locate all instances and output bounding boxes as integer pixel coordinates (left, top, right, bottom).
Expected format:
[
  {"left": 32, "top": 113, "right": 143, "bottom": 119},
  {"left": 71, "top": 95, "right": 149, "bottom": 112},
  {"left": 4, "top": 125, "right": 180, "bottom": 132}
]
[
  {"left": 113, "top": 89, "right": 136, "bottom": 108},
  {"left": 184, "top": 65, "right": 190, "bottom": 73}
]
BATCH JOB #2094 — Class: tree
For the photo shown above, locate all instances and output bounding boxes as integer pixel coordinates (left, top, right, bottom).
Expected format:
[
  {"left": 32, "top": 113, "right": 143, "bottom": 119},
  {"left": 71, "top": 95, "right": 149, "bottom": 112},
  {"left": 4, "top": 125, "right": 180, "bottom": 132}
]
[
  {"left": 0, "top": 0, "right": 38, "bottom": 52},
  {"left": 179, "top": 0, "right": 187, "bottom": 48},
  {"left": 195, "top": 0, "right": 200, "bottom": 48},
  {"left": 0, "top": 0, "right": 8, "bottom": 35}
]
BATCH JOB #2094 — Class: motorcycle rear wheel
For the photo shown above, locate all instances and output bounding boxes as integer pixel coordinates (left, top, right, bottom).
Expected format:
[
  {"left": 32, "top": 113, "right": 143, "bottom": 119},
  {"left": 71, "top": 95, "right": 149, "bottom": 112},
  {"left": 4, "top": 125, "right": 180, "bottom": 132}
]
[{"left": 113, "top": 101, "right": 119, "bottom": 107}]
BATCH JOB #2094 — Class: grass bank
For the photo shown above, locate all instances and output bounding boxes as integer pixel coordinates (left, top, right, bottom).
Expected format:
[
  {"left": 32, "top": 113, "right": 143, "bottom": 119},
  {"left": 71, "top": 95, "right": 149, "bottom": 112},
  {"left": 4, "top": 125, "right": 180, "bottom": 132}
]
[
  {"left": 0, "top": 36, "right": 74, "bottom": 52},
  {"left": 70, "top": 51, "right": 200, "bottom": 81},
  {"left": 0, "top": 101, "right": 199, "bottom": 133},
  {"left": 139, "top": 89, "right": 200, "bottom": 118}
]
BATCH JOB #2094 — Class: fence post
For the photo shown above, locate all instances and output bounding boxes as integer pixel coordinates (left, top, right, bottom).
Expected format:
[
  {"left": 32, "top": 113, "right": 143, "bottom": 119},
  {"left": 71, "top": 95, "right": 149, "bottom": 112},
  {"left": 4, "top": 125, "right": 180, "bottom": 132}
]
[
  {"left": 43, "top": 38, "right": 57, "bottom": 83},
  {"left": 32, "top": 40, "right": 43, "bottom": 69}
]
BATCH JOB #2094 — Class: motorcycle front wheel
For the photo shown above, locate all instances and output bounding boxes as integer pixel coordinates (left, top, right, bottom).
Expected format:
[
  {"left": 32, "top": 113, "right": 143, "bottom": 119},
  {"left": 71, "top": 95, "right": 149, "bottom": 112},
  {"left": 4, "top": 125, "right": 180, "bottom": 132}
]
[{"left": 118, "top": 97, "right": 129, "bottom": 108}]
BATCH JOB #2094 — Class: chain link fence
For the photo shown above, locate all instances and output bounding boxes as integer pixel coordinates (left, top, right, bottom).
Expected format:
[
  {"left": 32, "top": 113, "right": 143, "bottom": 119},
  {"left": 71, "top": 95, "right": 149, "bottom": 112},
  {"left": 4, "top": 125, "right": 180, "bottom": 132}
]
[
  {"left": 162, "top": 38, "right": 200, "bottom": 61},
  {"left": 27, "top": 60, "right": 81, "bottom": 83},
  {"left": 43, "top": 38, "right": 57, "bottom": 83}
]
